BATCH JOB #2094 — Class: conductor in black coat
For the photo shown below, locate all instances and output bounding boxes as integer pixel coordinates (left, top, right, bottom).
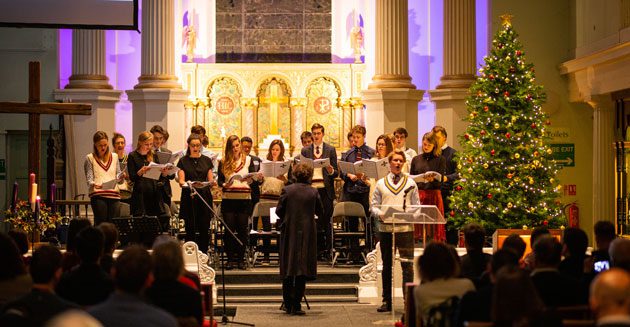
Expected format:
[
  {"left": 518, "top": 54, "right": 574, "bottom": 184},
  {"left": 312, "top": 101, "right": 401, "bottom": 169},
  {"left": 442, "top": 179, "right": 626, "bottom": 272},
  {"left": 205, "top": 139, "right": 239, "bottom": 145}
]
[{"left": 276, "top": 163, "right": 324, "bottom": 315}]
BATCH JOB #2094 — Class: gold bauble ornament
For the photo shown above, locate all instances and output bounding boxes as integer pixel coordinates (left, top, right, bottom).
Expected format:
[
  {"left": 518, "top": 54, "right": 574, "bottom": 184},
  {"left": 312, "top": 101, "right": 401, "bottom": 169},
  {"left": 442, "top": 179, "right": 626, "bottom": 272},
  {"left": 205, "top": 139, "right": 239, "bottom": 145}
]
[
  {"left": 514, "top": 153, "right": 520, "bottom": 159},
  {"left": 483, "top": 163, "right": 489, "bottom": 169},
  {"left": 468, "top": 202, "right": 474, "bottom": 209},
  {"left": 529, "top": 177, "right": 534, "bottom": 184},
  {"left": 457, "top": 164, "right": 462, "bottom": 170},
  {"left": 522, "top": 225, "right": 528, "bottom": 230},
  {"left": 560, "top": 225, "right": 565, "bottom": 230},
  {"left": 547, "top": 148, "right": 553, "bottom": 154},
  {"left": 507, "top": 202, "right": 513, "bottom": 208},
  {"left": 549, "top": 178, "right": 554, "bottom": 183},
  {"left": 514, "top": 177, "right": 521, "bottom": 182},
  {"left": 494, "top": 123, "right": 500, "bottom": 129},
  {"left": 467, "top": 167, "right": 473, "bottom": 173},
  {"left": 504, "top": 78, "right": 510, "bottom": 83}
]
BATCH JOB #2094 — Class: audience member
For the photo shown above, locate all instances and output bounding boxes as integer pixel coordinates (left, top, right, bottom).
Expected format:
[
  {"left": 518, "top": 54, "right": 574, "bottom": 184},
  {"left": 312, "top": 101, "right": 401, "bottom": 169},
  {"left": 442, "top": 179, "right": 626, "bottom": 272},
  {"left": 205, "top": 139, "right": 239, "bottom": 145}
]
[
  {"left": 146, "top": 239, "right": 203, "bottom": 325},
  {"left": 523, "top": 226, "right": 550, "bottom": 269},
  {"left": 88, "top": 246, "right": 177, "bottom": 327},
  {"left": 46, "top": 310, "right": 103, "bottom": 327},
  {"left": 590, "top": 268, "right": 630, "bottom": 326},
  {"left": 56, "top": 227, "right": 114, "bottom": 306},
  {"left": 96, "top": 222, "right": 119, "bottom": 276},
  {"left": 62, "top": 218, "right": 92, "bottom": 272},
  {"left": 460, "top": 223, "right": 491, "bottom": 286},
  {"left": 559, "top": 227, "right": 589, "bottom": 279},
  {"left": 1, "top": 245, "right": 77, "bottom": 327},
  {"left": 501, "top": 233, "right": 527, "bottom": 268},
  {"left": 592, "top": 221, "right": 616, "bottom": 263},
  {"left": 609, "top": 238, "right": 630, "bottom": 272},
  {"left": 456, "top": 249, "right": 520, "bottom": 326},
  {"left": 414, "top": 242, "right": 475, "bottom": 322},
  {"left": 530, "top": 235, "right": 583, "bottom": 307},
  {"left": 7, "top": 229, "right": 29, "bottom": 266},
  {"left": 492, "top": 265, "right": 560, "bottom": 326},
  {"left": 0, "top": 233, "right": 32, "bottom": 306}
]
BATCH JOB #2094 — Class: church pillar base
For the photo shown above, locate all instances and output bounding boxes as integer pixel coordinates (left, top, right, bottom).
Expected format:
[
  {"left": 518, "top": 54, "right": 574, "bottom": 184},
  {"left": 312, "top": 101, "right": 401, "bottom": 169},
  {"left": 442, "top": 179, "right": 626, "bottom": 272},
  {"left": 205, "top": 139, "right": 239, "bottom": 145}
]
[
  {"left": 362, "top": 88, "right": 424, "bottom": 152},
  {"left": 428, "top": 88, "right": 470, "bottom": 151},
  {"left": 52, "top": 89, "right": 122, "bottom": 199}
]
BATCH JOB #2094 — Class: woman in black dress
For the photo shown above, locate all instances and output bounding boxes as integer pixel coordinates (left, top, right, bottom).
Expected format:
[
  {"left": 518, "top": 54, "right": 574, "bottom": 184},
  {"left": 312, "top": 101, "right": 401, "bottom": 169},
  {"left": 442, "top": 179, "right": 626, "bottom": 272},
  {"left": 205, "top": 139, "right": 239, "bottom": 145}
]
[
  {"left": 177, "top": 134, "right": 214, "bottom": 253},
  {"left": 127, "top": 131, "right": 167, "bottom": 218}
]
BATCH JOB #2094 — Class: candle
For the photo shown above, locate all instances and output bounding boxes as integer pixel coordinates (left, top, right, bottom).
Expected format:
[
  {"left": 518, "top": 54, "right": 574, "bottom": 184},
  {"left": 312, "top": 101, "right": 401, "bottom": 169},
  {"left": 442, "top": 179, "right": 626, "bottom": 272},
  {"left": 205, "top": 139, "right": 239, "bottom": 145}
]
[
  {"left": 11, "top": 181, "right": 18, "bottom": 211},
  {"left": 49, "top": 183, "right": 56, "bottom": 209},
  {"left": 34, "top": 196, "right": 41, "bottom": 224},
  {"left": 28, "top": 173, "right": 35, "bottom": 202},
  {"left": 30, "top": 182, "right": 38, "bottom": 204}
]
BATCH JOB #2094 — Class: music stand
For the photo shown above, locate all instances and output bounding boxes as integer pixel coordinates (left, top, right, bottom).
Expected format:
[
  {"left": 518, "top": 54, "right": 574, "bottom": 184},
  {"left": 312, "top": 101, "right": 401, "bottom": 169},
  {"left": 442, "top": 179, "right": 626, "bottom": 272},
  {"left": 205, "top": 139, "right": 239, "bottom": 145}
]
[
  {"left": 112, "top": 215, "right": 162, "bottom": 247},
  {"left": 373, "top": 204, "right": 445, "bottom": 325}
]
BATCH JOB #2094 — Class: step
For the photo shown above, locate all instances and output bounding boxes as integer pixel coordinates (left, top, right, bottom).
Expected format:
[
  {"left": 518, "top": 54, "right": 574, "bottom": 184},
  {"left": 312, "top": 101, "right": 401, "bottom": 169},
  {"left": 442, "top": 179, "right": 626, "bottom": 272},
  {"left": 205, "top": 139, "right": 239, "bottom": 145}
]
[
  {"left": 217, "top": 294, "right": 359, "bottom": 304},
  {"left": 218, "top": 283, "right": 358, "bottom": 297},
  {"left": 215, "top": 268, "right": 359, "bottom": 285}
]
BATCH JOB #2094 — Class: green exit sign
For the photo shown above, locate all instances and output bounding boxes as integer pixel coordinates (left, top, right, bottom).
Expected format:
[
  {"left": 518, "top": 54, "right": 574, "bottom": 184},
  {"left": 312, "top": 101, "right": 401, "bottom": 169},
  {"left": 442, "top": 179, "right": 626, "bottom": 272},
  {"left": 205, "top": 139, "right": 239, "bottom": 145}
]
[{"left": 550, "top": 143, "right": 575, "bottom": 167}]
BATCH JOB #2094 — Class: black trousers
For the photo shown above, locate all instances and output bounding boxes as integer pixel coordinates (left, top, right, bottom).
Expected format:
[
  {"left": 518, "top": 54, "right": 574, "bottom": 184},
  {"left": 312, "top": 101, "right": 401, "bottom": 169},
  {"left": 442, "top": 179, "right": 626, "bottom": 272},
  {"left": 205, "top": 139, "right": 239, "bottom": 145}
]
[
  {"left": 186, "top": 196, "right": 211, "bottom": 254},
  {"left": 379, "top": 231, "right": 414, "bottom": 304},
  {"left": 317, "top": 188, "right": 333, "bottom": 256},
  {"left": 90, "top": 196, "right": 120, "bottom": 226},
  {"left": 222, "top": 200, "right": 251, "bottom": 263},
  {"left": 282, "top": 276, "right": 306, "bottom": 312}
]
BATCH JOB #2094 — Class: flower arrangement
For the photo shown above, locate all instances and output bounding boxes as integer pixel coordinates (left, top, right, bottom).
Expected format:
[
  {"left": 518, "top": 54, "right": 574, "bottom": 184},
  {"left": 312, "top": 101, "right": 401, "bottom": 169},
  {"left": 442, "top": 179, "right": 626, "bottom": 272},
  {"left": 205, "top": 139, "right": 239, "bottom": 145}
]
[{"left": 5, "top": 200, "right": 60, "bottom": 234}]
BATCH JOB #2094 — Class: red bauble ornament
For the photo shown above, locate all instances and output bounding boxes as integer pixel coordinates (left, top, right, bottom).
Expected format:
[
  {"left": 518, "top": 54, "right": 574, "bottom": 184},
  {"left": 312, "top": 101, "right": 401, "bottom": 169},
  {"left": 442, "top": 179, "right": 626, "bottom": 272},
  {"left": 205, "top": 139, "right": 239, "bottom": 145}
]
[
  {"left": 505, "top": 132, "right": 511, "bottom": 139},
  {"left": 480, "top": 130, "right": 486, "bottom": 136},
  {"left": 483, "top": 106, "right": 489, "bottom": 112},
  {"left": 487, "top": 193, "right": 493, "bottom": 199},
  {"left": 543, "top": 220, "right": 549, "bottom": 226},
  {"left": 450, "top": 211, "right": 455, "bottom": 217},
  {"left": 491, "top": 149, "right": 496, "bottom": 156},
  {"left": 531, "top": 123, "right": 537, "bottom": 129},
  {"left": 456, "top": 185, "right": 462, "bottom": 191},
  {"left": 504, "top": 91, "right": 510, "bottom": 97},
  {"left": 489, "top": 74, "right": 495, "bottom": 80},
  {"left": 464, "top": 134, "right": 470, "bottom": 140},
  {"left": 516, "top": 50, "right": 522, "bottom": 56}
]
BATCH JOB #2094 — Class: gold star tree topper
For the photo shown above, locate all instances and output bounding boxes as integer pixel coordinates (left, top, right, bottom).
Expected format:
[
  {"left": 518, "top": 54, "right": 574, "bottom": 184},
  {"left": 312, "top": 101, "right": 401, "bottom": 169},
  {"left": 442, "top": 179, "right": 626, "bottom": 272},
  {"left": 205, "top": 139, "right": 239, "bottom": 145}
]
[{"left": 500, "top": 14, "right": 514, "bottom": 27}]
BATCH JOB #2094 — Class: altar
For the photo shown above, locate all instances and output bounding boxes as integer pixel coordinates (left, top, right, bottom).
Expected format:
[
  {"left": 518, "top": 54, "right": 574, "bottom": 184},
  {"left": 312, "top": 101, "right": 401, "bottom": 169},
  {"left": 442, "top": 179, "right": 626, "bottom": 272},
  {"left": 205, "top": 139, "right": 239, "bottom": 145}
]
[{"left": 181, "top": 62, "right": 366, "bottom": 157}]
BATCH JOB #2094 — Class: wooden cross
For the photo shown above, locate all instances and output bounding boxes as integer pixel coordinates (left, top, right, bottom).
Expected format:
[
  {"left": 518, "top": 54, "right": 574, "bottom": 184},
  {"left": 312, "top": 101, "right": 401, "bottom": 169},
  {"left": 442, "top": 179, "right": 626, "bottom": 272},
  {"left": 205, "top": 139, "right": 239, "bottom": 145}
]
[
  {"left": 0, "top": 62, "right": 91, "bottom": 181},
  {"left": 259, "top": 82, "right": 288, "bottom": 135}
]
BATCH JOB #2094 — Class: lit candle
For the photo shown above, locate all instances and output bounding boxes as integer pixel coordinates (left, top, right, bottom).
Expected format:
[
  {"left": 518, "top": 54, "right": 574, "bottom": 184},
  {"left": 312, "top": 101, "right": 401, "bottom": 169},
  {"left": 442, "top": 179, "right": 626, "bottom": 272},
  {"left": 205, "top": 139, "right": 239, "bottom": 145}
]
[
  {"left": 34, "top": 196, "right": 41, "bottom": 224},
  {"left": 11, "top": 181, "right": 18, "bottom": 211}
]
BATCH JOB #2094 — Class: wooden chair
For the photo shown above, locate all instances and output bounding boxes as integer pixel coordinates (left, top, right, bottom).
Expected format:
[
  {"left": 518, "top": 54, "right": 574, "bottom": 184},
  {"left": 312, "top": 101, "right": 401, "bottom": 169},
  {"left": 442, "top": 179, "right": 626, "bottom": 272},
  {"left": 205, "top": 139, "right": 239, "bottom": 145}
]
[{"left": 330, "top": 201, "right": 369, "bottom": 266}]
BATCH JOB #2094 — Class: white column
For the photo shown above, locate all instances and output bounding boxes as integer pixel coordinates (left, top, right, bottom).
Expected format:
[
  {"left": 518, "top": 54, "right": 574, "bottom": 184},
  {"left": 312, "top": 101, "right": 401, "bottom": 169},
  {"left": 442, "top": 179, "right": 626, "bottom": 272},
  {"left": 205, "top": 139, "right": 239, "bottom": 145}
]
[
  {"left": 363, "top": 0, "right": 423, "bottom": 151},
  {"left": 134, "top": 0, "right": 180, "bottom": 89},
  {"left": 429, "top": 0, "right": 477, "bottom": 150},
  {"left": 66, "top": 30, "right": 112, "bottom": 89},
  {"left": 368, "top": 0, "right": 415, "bottom": 90},
  {"left": 589, "top": 95, "right": 615, "bottom": 227}
]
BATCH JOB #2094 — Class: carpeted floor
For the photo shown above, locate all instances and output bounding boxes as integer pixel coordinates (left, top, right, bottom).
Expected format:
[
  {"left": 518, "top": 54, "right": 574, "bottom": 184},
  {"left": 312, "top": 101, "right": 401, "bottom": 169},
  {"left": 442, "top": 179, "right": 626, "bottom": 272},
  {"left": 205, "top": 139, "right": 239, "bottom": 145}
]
[{"left": 213, "top": 303, "right": 405, "bottom": 327}]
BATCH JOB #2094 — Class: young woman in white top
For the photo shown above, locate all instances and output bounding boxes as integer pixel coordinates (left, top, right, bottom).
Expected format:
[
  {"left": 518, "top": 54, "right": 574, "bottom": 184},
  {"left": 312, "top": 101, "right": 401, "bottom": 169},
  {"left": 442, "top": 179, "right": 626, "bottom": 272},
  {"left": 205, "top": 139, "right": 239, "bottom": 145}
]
[
  {"left": 218, "top": 135, "right": 262, "bottom": 270},
  {"left": 84, "top": 131, "right": 122, "bottom": 225}
]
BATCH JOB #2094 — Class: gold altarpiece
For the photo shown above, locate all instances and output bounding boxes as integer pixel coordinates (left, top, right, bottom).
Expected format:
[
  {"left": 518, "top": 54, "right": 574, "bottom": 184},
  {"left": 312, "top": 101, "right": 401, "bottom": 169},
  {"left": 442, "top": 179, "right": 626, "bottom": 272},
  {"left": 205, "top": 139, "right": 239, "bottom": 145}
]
[{"left": 181, "top": 63, "right": 366, "bottom": 156}]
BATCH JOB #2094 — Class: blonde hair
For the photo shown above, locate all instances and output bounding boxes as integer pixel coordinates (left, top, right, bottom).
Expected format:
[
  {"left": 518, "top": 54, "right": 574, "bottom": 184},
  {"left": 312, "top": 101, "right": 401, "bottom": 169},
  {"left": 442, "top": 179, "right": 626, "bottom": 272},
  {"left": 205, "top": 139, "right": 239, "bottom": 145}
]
[
  {"left": 221, "top": 135, "right": 242, "bottom": 177},
  {"left": 135, "top": 131, "right": 154, "bottom": 162}
]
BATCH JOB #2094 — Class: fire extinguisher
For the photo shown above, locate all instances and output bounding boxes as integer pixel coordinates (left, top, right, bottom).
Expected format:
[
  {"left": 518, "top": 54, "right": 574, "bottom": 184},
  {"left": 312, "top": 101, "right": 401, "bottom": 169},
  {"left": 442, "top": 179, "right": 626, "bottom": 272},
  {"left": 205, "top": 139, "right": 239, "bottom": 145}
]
[{"left": 563, "top": 202, "right": 579, "bottom": 228}]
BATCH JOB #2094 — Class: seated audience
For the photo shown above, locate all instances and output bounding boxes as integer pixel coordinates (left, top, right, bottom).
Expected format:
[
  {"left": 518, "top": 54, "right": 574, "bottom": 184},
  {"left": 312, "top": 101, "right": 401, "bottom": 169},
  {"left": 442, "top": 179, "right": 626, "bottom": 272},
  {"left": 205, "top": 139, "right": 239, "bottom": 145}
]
[
  {"left": 456, "top": 249, "right": 520, "bottom": 326},
  {"left": 0, "top": 245, "right": 77, "bottom": 327},
  {"left": 414, "top": 242, "right": 475, "bottom": 322},
  {"left": 146, "top": 238, "right": 203, "bottom": 325},
  {"left": 501, "top": 233, "right": 527, "bottom": 265},
  {"left": 62, "top": 218, "right": 92, "bottom": 272},
  {"left": 492, "top": 265, "right": 561, "bottom": 326},
  {"left": 96, "top": 222, "right": 119, "bottom": 276},
  {"left": 609, "top": 238, "right": 630, "bottom": 272},
  {"left": 530, "top": 235, "right": 584, "bottom": 307},
  {"left": 460, "top": 223, "right": 491, "bottom": 286},
  {"left": 56, "top": 227, "right": 114, "bottom": 306},
  {"left": 590, "top": 268, "right": 630, "bottom": 326},
  {"left": 592, "top": 221, "right": 616, "bottom": 264},
  {"left": 0, "top": 232, "right": 32, "bottom": 306},
  {"left": 523, "top": 226, "right": 550, "bottom": 270},
  {"left": 7, "top": 229, "right": 29, "bottom": 266},
  {"left": 88, "top": 246, "right": 177, "bottom": 327},
  {"left": 559, "top": 227, "right": 589, "bottom": 279},
  {"left": 47, "top": 310, "right": 103, "bottom": 327}
]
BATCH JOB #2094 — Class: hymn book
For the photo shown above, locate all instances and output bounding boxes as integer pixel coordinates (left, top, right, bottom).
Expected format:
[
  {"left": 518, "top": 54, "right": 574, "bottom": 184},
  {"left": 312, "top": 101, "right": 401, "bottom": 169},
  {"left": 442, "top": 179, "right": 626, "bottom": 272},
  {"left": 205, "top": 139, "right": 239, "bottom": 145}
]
[
  {"left": 144, "top": 162, "right": 179, "bottom": 180},
  {"left": 362, "top": 158, "right": 389, "bottom": 180},
  {"left": 409, "top": 171, "right": 442, "bottom": 183},
  {"left": 260, "top": 160, "right": 291, "bottom": 178},
  {"left": 338, "top": 160, "right": 365, "bottom": 175},
  {"left": 156, "top": 151, "right": 183, "bottom": 165},
  {"left": 298, "top": 155, "right": 331, "bottom": 169},
  {"left": 227, "top": 172, "right": 258, "bottom": 184}
]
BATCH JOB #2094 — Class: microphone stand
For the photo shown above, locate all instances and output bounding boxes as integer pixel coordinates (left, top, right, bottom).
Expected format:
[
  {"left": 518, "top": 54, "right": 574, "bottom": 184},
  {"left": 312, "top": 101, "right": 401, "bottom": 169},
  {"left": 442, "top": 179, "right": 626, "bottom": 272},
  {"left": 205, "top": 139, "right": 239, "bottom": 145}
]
[{"left": 187, "top": 182, "right": 253, "bottom": 327}]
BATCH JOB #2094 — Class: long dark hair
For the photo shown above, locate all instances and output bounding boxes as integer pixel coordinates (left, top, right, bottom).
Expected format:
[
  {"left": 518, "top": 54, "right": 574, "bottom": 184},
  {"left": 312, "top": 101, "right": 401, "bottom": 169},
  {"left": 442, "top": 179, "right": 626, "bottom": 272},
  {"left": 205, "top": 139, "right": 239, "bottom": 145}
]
[
  {"left": 266, "top": 139, "right": 285, "bottom": 161},
  {"left": 186, "top": 133, "right": 203, "bottom": 156},
  {"left": 0, "top": 232, "right": 26, "bottom": 280},
  {"left": 492, "top": 265, "right": 545, "bottom": 326},
  {"left": 92, "top": 131, "right": 110, "bottom": 161}
]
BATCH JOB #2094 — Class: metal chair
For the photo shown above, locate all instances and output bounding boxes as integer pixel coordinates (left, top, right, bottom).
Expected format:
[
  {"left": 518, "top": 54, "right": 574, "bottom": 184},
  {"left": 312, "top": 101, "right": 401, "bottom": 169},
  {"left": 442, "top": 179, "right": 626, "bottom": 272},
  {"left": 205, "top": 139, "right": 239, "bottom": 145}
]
[
  {"left": 330, "top": 201, "right": 369, "bottom": 267},
  {"left": 248, "top": 201, "right": 280, "bottom": 267}
]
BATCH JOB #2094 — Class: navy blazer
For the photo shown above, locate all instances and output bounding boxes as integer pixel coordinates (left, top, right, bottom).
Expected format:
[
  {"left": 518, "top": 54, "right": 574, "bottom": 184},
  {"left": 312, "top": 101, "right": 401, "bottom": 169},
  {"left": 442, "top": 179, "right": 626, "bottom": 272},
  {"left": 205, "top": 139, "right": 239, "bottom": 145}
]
[
  {"left": 300, "top": 142, "right": 338, "bottom": 200},
  {"left": 441, "top": 146, "right": 459, "bottom": 193},
  {"left": 341, "top": 144, "right": 375, "bottom": 194}
]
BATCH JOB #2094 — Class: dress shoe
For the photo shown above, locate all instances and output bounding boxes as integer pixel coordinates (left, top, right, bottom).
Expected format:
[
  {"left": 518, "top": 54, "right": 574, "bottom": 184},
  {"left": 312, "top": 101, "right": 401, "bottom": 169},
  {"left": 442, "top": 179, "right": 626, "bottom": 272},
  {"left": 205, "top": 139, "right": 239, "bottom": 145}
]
[
  {"left": 376, "top": 302, "right": 392, "bottom": 312},
  {"left": 291, "top": 309, "right": 306, "bottom": 316}
]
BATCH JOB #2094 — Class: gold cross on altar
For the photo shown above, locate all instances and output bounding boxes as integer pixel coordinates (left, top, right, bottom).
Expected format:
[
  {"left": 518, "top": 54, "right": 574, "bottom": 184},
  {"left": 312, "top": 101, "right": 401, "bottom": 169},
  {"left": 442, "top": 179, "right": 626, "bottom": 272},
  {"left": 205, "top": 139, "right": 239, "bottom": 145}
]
[
  {"left": 0, "top": 62, "right": 91, "bottom": 179},
  {"left": 259, "top": 83, "right": 288, "bottom": 135}
]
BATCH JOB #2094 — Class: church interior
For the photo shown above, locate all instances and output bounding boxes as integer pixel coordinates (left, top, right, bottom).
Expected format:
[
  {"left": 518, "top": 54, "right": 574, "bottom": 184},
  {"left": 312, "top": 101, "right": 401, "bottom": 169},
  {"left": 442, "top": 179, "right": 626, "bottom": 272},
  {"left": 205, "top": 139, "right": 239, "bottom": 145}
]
[{"left": 1, "top": 0, "right": 630, "bottom": 326}]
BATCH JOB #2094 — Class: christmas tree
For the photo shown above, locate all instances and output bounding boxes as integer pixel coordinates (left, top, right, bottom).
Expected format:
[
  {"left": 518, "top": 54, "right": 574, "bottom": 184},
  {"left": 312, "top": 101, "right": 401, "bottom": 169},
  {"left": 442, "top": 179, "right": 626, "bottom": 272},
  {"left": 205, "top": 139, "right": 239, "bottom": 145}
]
[{"left": 449, "top": 15, "right": 565, "bottom": 233}]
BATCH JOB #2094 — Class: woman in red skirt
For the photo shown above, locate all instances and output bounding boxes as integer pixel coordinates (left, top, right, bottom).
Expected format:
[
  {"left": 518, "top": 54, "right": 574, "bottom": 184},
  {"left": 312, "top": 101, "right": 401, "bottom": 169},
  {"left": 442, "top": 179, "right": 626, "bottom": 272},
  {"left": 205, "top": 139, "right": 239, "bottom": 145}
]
[{"left": 410, "top": 132, "right": 447, "bottom": 242}]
